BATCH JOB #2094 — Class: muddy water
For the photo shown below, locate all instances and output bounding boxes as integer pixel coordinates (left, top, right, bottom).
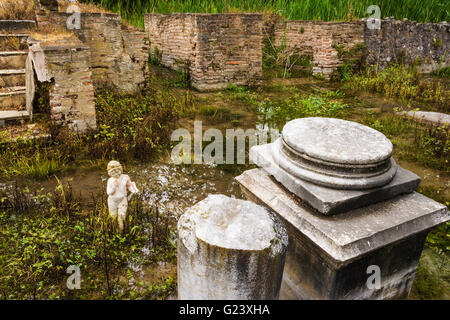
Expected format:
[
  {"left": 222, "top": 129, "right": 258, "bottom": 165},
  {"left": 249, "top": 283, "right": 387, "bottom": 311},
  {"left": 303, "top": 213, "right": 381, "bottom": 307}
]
[
  {"left": 0, "top": 77, "right": 447, "bottom": 299},
  {"left": 3, "top": 161, "right": 247, "bottom": 219},
  {"left": 2, "top": 77, "right": 446, "bottom": 215}
]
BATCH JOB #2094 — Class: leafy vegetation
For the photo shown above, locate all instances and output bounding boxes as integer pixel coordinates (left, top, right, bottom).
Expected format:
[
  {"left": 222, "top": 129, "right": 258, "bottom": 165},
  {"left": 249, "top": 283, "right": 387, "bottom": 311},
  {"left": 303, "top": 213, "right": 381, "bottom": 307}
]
[
  {"left": 0, "top": 84, "right": 187, "bottom": 179},
  {"left": 259, "top": 92, "right": 350, "bottom": 126},
  {"left": 348, "top": 64, "right": 449, "bottom": 110},
  {"left": 348, "top": 64, "right": 449, "bottom": 111},
  {"left": 262, "top": 34, "right": 313, "bottom": 79},
  {"left": 362, "top": 112, "right": 449, "bottom": 173},
  {"left": 0, "top": 180, "right": 176, "bottom": 299},
  {"left": 90, "top": 87, "right": 180, "bottom": 160},
  {"left": 411, "top": 247, "right": 449, "bottom": 300}
]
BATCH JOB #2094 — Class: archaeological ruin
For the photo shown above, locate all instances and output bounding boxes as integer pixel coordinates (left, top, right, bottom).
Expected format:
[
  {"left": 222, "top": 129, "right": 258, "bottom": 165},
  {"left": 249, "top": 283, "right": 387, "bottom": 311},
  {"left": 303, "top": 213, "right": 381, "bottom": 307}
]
[
  {"left": 0, "top": 0, "right": 448, "bottom": 130},
  {"left": 236, "top": 117, "right": 449, "bottom": 299},
  {"left": 0, "top": 0, "right": 448, "bottom": 303}
]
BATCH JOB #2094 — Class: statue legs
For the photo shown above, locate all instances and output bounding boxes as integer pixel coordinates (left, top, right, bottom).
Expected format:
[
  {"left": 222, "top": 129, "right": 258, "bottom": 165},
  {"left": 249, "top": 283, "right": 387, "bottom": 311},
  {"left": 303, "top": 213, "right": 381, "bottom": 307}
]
[{"left": 108, "top": 197, "right": 128, "bottom": 232}]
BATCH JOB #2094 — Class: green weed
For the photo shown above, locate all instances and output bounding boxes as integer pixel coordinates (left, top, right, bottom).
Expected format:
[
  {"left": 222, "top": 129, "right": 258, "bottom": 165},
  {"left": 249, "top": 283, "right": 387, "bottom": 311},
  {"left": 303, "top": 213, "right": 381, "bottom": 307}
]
[
  {"left": 259, "top": 93, "right": 350, "bottom": 126},
  {"left": 0, "top": 182, "right": 176, "bottom": 299},
  {"left": 348, "top": 64, "right": 449, "bottom": 110}
]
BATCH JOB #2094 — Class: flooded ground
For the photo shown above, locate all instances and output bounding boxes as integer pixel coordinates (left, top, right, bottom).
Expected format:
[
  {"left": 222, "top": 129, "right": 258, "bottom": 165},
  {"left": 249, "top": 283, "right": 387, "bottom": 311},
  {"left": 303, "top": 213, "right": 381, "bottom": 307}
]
[
  {"left": 5, "top": 162, "right": 247, "bottom": 218},
  {"left": 0, "top": 74, "right": 448, "bottom": 299}
]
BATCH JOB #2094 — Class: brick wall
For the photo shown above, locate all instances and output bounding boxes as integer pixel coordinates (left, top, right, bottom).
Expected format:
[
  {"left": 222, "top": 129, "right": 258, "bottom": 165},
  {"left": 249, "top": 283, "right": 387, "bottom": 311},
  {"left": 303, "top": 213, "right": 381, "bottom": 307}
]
[
  {"left": 145, "top": 13, "right": 197, "bottom": 71},
  {"left": 271, "top": 18, "right": 449, "bottom": 77},
  {"left": 145, "top": 13, "right": 263, "bottom": 91},
  {"left": 272, "top": 20, "right": 365, "bottom": 78},
  {"left": 29, "top": 38, "right": 96, "bottom": 132},
  {"left": 364, "top": 18, "right": 449, "bottom": 73},
  {"left": 36, "top": 12, "right": 148, "bottom": 93}
]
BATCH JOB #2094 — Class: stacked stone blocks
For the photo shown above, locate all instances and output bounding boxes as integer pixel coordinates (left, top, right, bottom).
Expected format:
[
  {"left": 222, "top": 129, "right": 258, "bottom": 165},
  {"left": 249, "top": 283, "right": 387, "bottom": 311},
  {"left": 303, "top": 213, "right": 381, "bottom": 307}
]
[
  {"left": 29, "top": 39, "right": 96, "bottom": 132},
  {"left": 35, "top": 12, "right": 148, "bottom": 93}
]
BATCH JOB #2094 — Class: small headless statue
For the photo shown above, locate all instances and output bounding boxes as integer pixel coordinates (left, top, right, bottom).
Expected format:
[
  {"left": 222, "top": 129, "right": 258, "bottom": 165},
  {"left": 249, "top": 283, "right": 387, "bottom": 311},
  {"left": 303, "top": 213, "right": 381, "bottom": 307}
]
[{"left": 106, "top": 160, "right": 139, "bottom": 232}]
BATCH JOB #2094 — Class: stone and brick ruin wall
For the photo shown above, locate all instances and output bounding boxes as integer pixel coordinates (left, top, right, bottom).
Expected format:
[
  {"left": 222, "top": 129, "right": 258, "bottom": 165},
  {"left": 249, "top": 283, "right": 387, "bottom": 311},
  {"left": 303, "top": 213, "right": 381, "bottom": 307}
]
[
  {"left": 145, "top": 14, "right": 197, "bottom": 72},
  {"left": 28, "top": 0, "right": 150, "bottom": 132},
  {"left": 145, "top": 13, "right": 263, "bottom": 91},
  {"left": 271, "top": 19, "right": 365, "bottom": 77},
  {"left": 364, "top": 18, "right": 449, "bottom": 73},
  {"left": 35, "top": 11, "right": 148, "bottom": 93},
  {"left": 147, "top": 14, "right": 448, "bottom": 81},
  {"left": 7, "top": 1, "right": 447, "bottom": 133},
  {"left": 28, "top": 38, "right": 96, "bottom": 132},
  {"left": 268, "top": 17, "right": 449, "bottom": 77},
  {"left": 193, "top": 14, "right": 263, "bottom": 91}
]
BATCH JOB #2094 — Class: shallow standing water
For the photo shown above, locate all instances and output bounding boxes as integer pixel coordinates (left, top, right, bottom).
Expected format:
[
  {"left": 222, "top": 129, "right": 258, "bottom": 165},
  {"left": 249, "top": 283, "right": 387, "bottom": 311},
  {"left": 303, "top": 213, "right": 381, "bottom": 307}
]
[
  {"left": 1, "top": 77, "right": 447, "bottom": 218},
  {"left": 1, "top": 161, "right": 247, "bottom": 219},
  {"left": 0, "top": 77, "right": 448, "bottom": 299}
]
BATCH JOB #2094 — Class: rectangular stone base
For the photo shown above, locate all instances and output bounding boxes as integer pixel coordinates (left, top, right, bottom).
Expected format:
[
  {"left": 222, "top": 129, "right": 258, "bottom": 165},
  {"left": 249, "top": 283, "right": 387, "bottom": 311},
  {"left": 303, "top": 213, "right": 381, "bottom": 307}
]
[
  {"left": 236, "top": 168, "right": 449, "bottom": 300},
  {"left": 278, "top": 227, "right": 427, "bottom": 300}
]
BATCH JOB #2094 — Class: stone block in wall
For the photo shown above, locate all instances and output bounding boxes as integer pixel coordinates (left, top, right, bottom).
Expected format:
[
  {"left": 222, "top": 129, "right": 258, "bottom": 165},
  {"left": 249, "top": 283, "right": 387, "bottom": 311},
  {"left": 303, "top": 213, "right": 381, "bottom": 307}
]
[
  {"left": 28, "top": 38, "right": 96, "bottom": 132},
  {"left": 145, "top": 13, "right": 263, "bottom": 91},
  {"left": 273, "top": 20, "right": 365, "bottom": 78},
  {"left": 145, "top": 13, "right": 197, "bottom": 72},
  {"left": 120, "top": 24, "right": 150, "bottom": 90},
  {"left": 363, "top": 18, "right": 449, "bottom": 73},
  {"left": 35, "top": 12, "right": 148, "bottom": 93}
]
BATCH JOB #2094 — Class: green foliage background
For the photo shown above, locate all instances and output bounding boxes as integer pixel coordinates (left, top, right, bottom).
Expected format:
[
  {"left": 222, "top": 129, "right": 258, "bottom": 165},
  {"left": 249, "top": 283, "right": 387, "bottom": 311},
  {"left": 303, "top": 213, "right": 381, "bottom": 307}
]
[{"left": 81, "top": 0, "right": 450, "bottom": 28}]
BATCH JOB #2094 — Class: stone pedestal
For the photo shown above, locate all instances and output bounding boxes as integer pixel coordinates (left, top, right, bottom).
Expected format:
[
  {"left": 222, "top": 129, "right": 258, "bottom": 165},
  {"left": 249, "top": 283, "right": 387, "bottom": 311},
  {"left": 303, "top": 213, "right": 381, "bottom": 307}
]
[
  {"left": 177, "top": 194, "right": 288, "bottom": 300},
  {"left": 236, "top": 117, "right": 450, "bottom": 300}
]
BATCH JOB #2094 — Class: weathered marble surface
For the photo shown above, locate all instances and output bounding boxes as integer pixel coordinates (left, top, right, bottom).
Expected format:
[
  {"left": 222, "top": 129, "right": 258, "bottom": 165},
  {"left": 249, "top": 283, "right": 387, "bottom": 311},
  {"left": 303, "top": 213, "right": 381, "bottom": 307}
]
[
  {"left": 250, "top": 141, "right": 420, "bottom": 215},
  {"left": 258, "top": 118, "right": 400, "bottom": 191},
  {"left": 106, "top": 161, "right": 139, "bottom": 233},
  {"left": 282, "top": 118, "right": 393, "bottom": 165},
  {"left": 236, "top": 168, "right": 450, "bottom": 299},
  {"left": 177, "top": 194, "right": 288, "bottom": 300},
  {"left": 397, "top": 111, "right": 450, "bottom": 127}
]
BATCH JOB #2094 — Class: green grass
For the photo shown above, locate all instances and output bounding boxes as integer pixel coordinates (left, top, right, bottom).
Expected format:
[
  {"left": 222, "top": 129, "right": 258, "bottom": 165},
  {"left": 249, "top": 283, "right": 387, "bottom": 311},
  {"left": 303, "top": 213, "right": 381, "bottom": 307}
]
[
  {"left": 81, "top": 0, "right": 450, "bottom": 28},
  {"left": 347, "top": 64, "right": 449, "bottom": 110},
  {"left": 258, "top": 92, "right": 351, "bottom": 127},
  {"left": 0, "top": 83, "right": 188, "bottom": 180},
  {"left": 362, "top": 112, "right": 449, "bottom": 173},
  {"left": 2, "top": 152, "right": 68, "bottom": 179},
  {"left": 0, "top": 182, "right": 177, "bottom": 299}
]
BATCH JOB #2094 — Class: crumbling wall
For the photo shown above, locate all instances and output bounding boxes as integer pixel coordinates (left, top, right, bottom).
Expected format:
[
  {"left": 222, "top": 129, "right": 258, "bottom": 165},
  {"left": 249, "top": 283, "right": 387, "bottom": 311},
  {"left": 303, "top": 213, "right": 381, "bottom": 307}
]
[
  {"left": 192, "top": 14, "right": 263, "bottom": 91},
  {"left": 273, "top": 20, "right": 365, "bottom": 77},
  {"left": 145, "top": 13, "right": 197, "bottom": 71},
  {"left": 29, "top": 38, "right": 96, "bottom": 132},
  {"left": 364, "top": 18, "right": 449, "bottom": 73},
  {"left": 272, "top": 18, "right": 449, "bottom": 77},
  {"left": 121, "top": 24, "right": 150, "bottom": 85},
  {"left": 35, "top": 11, "right": 148, "bottom": 93},
  {"left": 145, "top": 13, "right": 263, "bottom": 91}
]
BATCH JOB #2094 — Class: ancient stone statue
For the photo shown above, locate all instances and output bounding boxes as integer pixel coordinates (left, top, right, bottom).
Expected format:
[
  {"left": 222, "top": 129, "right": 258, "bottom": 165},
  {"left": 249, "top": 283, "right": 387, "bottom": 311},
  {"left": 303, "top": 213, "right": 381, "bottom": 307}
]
[{"left": 106, "top": 160, "right": 139, "bottom": 232}]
